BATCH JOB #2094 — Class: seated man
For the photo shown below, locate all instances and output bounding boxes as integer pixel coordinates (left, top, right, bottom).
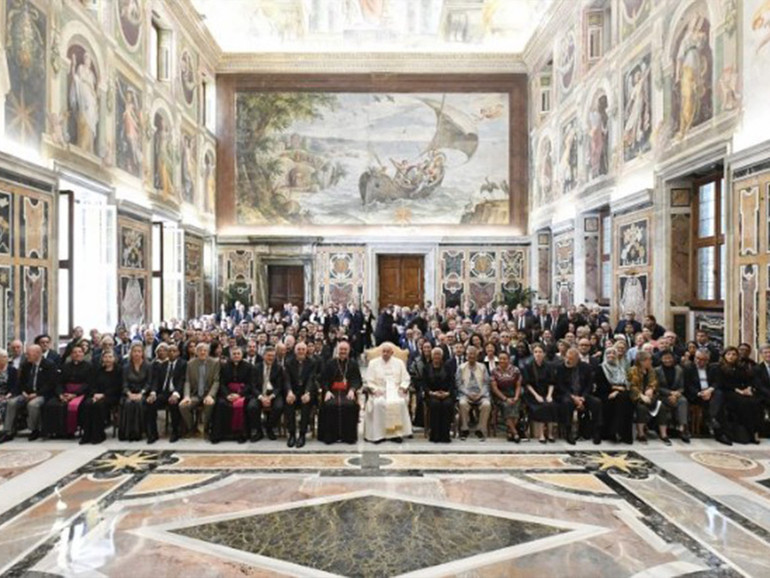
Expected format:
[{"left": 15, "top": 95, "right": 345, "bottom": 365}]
[
  {"left": 5, "top": 345, "right": 58, "bottom": 441},
  {"left": 318, "top": 341, "right": 361, "bottom": 444},
  {"left": 179, "top": 343, "right": 220, "bottom": 438},
  {"left": 685, "top": 348, "right": 729, "bottom": 444},
  {"left": 210, "top": 346, "right": 252, "bottom": 444},
  {"left": 247, "top": 347, "right": 286, "bottom": 441},
  {"left": 285, "top": 341, "right": 317, "bottom": 448},
  {"left": 555, "top": 348, "right": 603, "bottom": 445},
  {"left": 0, "top": 348, "right": 19, "bottom": 442},
  {"left": 364, "top": 342, "right": 412, "bottom": 443},
  {"left": 456, "top": 345, "right": 491, "bottom": 441},
  {"left": 655, "top": 350, "right": 690, "bottom": 443}
]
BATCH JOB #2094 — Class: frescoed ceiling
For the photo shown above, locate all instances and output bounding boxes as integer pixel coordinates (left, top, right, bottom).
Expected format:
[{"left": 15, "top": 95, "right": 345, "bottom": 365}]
[{"left": 191, "top": 0, "right": 553, "bottom": 53}]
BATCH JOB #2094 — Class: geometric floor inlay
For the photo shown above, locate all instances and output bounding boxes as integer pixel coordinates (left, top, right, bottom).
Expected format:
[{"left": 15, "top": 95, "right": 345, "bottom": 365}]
[{"left": 173, "top": 494, "right": 567, "bottom": 577}]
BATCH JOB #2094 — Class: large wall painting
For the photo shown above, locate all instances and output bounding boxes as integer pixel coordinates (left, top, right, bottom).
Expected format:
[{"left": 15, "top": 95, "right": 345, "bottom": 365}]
[
  {"left": 181, "top": 130, "right": 197, "bottom": 205},
  {"left": 4, "top": 0, "right": 47, "bottom": 148},
  {"left": 559, "top": 117, "right": 578, "bottom": 195},
  {"left": 622, "top": 52, "right": 652, "bottom": 162},
  {"left": 587, "top": 90, "right": 610, "bottom": 181},
  {"left": 115, "top": 74, "right": 143, "bottom": 177},
  {"left": 619, "top": 273, "right": 648, "bottom": 318},
  {"left": 235, "top": 92, "right": 510, "bottom": 226},
  {"left": 671, "top": 9, "right": 713, "bottom": 140},
  {"left": 618, "top": 219, "right": 648, "bottom": 267}
]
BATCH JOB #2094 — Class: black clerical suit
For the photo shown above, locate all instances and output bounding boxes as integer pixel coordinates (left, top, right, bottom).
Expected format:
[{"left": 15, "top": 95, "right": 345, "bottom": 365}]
[
  {"left": 285, "top": 356, "right": 318, "bottom": 444},
  {"left": 247, "top": 361, "right": 287, "bottom": 439},
  {"left": 318, "top": 356, "right": 362, "bottom": 444},
  {"left": 210, "top": 359, "right": 252, "bottom": 442},
  {"left": 555, "top": 361, "right": 603, "bottom": 443}
]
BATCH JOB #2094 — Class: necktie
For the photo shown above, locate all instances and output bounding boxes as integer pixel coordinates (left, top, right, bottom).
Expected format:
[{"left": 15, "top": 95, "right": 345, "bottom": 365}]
[
  {"left": 32, "top": 364, "right": 39, "bottom": 392},
  {"left": 164, "top": 362, "right": 173, "bottom": 392},
  {"left": 264, "top": 365, "right": 272, "bottom": 395},
  {"left": 519, "top": 317, "right": 524, "bottom": 330}
]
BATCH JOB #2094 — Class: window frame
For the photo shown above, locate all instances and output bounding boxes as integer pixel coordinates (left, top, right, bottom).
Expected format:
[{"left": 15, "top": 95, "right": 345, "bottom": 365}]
[{"left": 691, "top": 174, "right": 725, "bottom": 308}]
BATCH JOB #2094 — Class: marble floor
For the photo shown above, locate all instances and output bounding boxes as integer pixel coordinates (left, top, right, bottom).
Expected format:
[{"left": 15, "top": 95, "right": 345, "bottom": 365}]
[{"left": 1, "top": 437, "right": 770, "bottom": 577}]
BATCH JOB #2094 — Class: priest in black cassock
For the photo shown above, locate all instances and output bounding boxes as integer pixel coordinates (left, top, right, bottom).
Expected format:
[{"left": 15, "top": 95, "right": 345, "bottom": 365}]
[{"left": 318, "top": 340, "right": 361, "bottom": 444}]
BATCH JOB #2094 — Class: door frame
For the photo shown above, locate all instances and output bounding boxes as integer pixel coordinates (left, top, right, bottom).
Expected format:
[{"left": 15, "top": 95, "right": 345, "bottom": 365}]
[
  {"left": 367, "top": 244, "right": 436, "bottom": 311},
  {"left": 256, "top": 256, "right": 313, "bottom": 311}
]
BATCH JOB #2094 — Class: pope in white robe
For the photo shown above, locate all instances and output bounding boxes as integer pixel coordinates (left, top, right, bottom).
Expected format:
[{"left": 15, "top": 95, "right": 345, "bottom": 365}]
[{"left": 364, "top": 343, "right": 413, "bottom": 442}]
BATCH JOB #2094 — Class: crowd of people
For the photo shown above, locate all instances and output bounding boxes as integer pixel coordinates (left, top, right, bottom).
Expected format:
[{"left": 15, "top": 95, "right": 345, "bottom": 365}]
[{"left": 0, "top": 300, "right": 767, "bottom": 448}]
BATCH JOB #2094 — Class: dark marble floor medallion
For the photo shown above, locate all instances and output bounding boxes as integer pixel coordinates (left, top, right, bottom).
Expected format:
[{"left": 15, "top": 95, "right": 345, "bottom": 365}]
[{"left": 173, "top": 493, "right": 569, "bottom": 577}]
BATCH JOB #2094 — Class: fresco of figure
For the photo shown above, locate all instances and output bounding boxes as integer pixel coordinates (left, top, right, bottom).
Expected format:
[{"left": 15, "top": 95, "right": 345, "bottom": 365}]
[
  {"left": 673, "top": 14, "right": 712, "bottom": 139},
  {"left": 153, "top": 113, "right": 173, "bottom": 198},
  {"left": 588, "top": 93, "right": 609, "bottom": 179},
  {"left": 68, "top": 47, "right": 99, "bottom": 154},
  {"left": 116, "top": 76, "right": 143, "bottom": 176}
]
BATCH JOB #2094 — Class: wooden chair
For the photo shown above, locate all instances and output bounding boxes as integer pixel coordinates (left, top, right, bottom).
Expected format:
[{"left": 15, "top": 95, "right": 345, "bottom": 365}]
[{"left": 365, "top": 344, "right": 409, "bottom": 364}]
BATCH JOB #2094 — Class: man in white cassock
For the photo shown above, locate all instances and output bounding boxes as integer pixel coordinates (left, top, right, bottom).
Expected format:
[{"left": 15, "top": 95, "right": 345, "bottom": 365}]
[{"left": 364, "top": 342, "right": 413, "bottom": 443}]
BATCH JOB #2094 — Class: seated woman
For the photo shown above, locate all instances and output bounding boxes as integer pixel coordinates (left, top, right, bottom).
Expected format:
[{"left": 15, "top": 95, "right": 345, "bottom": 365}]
[
  {"left": 210, "top": 346, "right": 251, "bottom": 444},
  {"left": 599, "top": 347, "right": 634, "bottom": 444},
  {"left": 522, "top": 343, "right": 560, "bottom": 443},
  {"left": 42, "top": 344, "right": 91, "bottom": 439},
  {"left": 628, "top": 351, "right": 670, "bottom": 445},
  {"left": 119, "top": 343, "right": 151, "bottom": 442},
  {"left": 408, "top": 341, "right": 434, "bottom": 429},
  {"left": 79, "top": 349, "right": 123, "bottom": 444},
  {"left": 491, "top": 351, "right": 522, "bottom": 442},
  {"left": 717, "top": 346, "right": 762, "bottom": 444},
  {"left": 423, "top": 347, "right": 455, "bottom": 443}
]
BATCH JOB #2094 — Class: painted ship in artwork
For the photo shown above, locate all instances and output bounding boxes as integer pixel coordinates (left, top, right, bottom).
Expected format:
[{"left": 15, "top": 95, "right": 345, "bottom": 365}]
[
  {"left": 358, "top": 96, "right": 478, "bottom": 205},
  {"left": 235, "top": 91, "right": 509, "bottom": 226}
]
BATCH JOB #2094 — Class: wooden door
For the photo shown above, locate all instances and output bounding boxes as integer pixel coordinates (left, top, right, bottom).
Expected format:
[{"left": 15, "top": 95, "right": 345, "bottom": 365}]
[
  {"left": 268, "top": 265, "right": 305, "bottom": 311},
  {"left": 378, "top": 255, "right": 424, "bottom": 307}
]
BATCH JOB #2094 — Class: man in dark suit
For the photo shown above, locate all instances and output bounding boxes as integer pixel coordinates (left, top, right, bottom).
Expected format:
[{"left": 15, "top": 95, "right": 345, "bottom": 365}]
[
  {"left": 35, "top": 334, "right": 61, "bottom": 366},
  {"left": 445, "top": 343, "right": 466, "bottom": 380},
  {"left": 180, "top": 342, "right": 220, "bottom": 438},
  {"left": 695, "top": 329, "right": 721, "bottom": 363},
  {"left": 285, "top": 341, "right": 318, "bottom": 448},
  {"left": 147, "top": 344, "right": 186, "bottom": 443},
  {"left": 614, "top": 312, "right": 642, "bottom": 338},
  {"left": 685, "top": 348, "right": 729, "bottom": 444},
  {"left": 0, "top": 351, "right": 19, "bottom": 443},
  {"left": 555, "top": 348, "right": 602, "bottom": 445},
  {"left": 5, "top": 345, "right": 59, "bottom": 441},
  {"left": 753, "top": 344, "right": 770, "bottom": 423},
  {"left": 247, "top": 347, "right": 286, "bottom": 441}
]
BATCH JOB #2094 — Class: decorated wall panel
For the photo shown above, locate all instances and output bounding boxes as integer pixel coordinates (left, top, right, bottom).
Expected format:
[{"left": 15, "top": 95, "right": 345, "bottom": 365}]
[
  {"left": 314, "top": 247, "right": 366, "bottom": 306},
  {"left": 537, "top": 232, "right": 552, "bottom": 302},
  {"left": 731, "top": 169, "right": 770, "bottom": 355},
  {"left": 117, "top": 216, "right": 151, "bottom": 328},
  {"left": 553, "top": 233, "right": 574, "bottom": 308},
  {"left": 0, "top": 176, "right": 56, "bottom": 345},
  {"left": 184, "top": 234, "right": 204, "bottom": 319},
  {"left": 438, "top": 246, "right": 528, "bottom": 309},
  {"left": 613, "top": 211, "right": 652, "bottom": 321},
  {"left": 584, "top": 216, "right": 600, "bottom": 303}
]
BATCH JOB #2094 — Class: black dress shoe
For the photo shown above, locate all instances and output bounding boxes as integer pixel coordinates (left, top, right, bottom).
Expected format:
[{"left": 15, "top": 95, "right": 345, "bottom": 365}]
[
  {"left": 296, "top": 435, "right": 306, "bottom": 448},
  {"left": 147, "top": 436, "right": 157, "bottom": 445},
  {"left": 566, "top": 434, "right": 576, "bottom": 445},
  {"left": 715, "top": 431, "right": 732, "bottom": 445},
  {"left": 593, "top": 436, "right": 602, "bottom": 445},
  {"left": 210, "top": 438, "right": 220, "bottom": 445},
  {"left": 661, "top": 437, "right": 672, "bottom": 446},
  {"left": 287, "top": 435, "right": 296, "bottom": 448},
  {"left": 391, "top": 436, "right": 403, "bottom": 443},
  {"left": 169, "top": 433, "right": 179, "bottom": 443},
  {"left": 680, "top": 431, "right": 691, "bottom": 444},
  {"left": 251, "top": 431, "right": 264, "bottom": 442},
  {"left": 28, "top": 430, "right": 40, "bottom": 441},
  {"left": 266, "top": 429, "right": 277, "bottom": 441},
  {"left": 0, "top": 432, "right": 13, "bottom": 443},
  {"left": 79, "top": 438, "right": 89, "bottom": 445},
  {"left": 238, "top": 436, "right": 247, "bottom": 444},
  {"left": 460, "top": 430, "right": 469, "bottom": 440}
]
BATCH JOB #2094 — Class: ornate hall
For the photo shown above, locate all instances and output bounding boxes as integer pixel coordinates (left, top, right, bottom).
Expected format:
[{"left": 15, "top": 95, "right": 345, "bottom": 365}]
[{"left": 1, "top": 0, "right": 770, "bottom": 576}]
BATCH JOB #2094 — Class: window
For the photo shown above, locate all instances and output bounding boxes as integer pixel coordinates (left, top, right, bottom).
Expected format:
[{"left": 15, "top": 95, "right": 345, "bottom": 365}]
[
  {"left": 693, "top": 175, "right": 725, "bottom": 305},
  {"left": 151, "top": 18, "right": 171, "bottom": 81},
  {"left": 202, "top": 75, "right": 216, "bottom": 132},
  {"left": 539, "top": 73, "right": 552, "bottom": 114},
  {"left": 587, "top": 11, "right": 604, "bottom": 62},
  {"left": 600, "top": 212, "right": 611, "bottom": 303},
  {"left": 58, "top": 186, "right": 117, "bottom": 339}
]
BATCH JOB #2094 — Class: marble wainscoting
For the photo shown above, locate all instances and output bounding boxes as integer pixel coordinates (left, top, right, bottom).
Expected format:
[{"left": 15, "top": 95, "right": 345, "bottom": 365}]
[{"left": 0, "top": 446, "right": 769, "bottom": 576}]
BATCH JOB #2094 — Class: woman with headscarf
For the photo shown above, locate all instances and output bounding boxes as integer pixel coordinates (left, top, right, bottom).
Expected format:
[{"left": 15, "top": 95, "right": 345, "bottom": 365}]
[{"left": 599, "top": 347, "right": 634, "bottom": 444}]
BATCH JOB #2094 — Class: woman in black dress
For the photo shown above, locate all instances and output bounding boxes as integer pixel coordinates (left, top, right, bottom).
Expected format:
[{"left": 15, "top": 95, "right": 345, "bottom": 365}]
[
  {"left": 716, "top": 346, "right": 762, "bottom": 444},
  {"left": 522, "top": 343, "right": 560, "bottom": 443},
  {"left": 42, "top": 344, "right": 91, "bottom": 438},
  {"left": 119, "top": 343, "right": 151, "bottom": 441},
  {"left": 423, "top": 347, "right": 455, "bottom": 443},
  {"left": 80, "top": 349, "right": 123, "bottom": 444}
]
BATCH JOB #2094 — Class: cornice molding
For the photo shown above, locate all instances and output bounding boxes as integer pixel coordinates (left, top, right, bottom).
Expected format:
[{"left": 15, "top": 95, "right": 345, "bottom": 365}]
[
  {"left": 522, "top": 0, "right": 575, "bottom": 72},
  {"left": 217, "top": 52, "right": 527, "bottom": 74},
  {"left": 170, "top": 0, "right": 223, "bottom": 70}
]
